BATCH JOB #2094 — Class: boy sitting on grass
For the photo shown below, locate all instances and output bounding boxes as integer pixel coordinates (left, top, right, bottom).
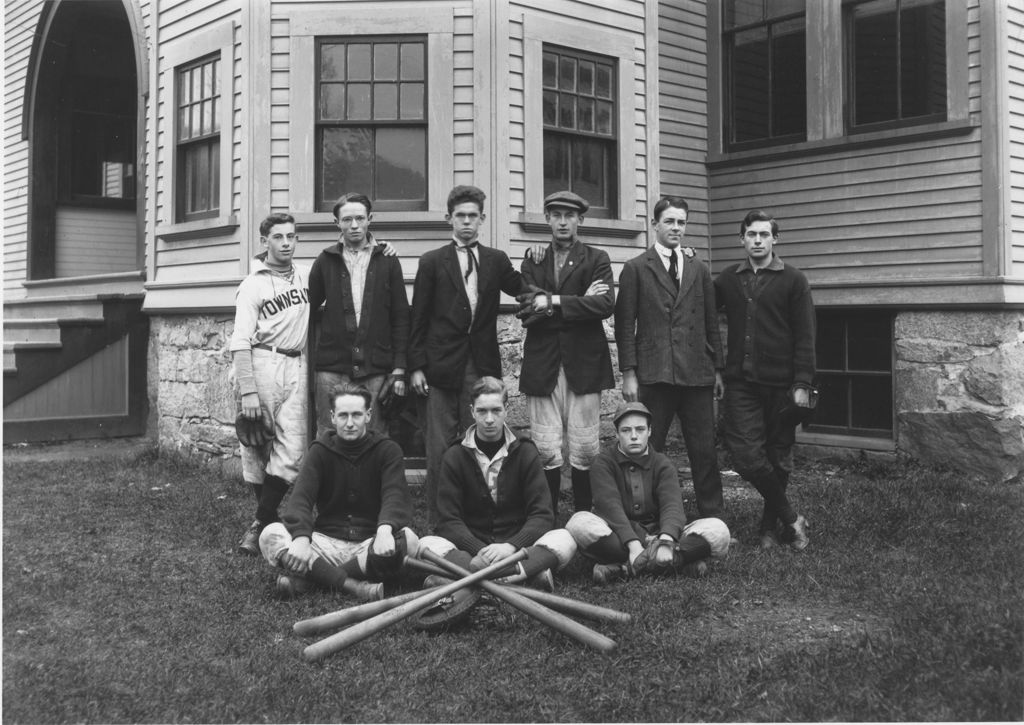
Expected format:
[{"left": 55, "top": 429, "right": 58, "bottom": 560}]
[
  {"left": 416, "top": 376, "right": 577, "bottom": 590},
  {"left": 258, "top": 382, "right": 418, "bottom": 601},
  {"left": 566, "top": 402, "right": 731, "bottom": 584}
]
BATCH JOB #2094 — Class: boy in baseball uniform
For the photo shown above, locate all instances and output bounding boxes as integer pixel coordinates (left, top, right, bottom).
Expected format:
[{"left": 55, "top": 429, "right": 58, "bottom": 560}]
[{"left": 231, "top": 213, "right": 311, "bottom": 555}]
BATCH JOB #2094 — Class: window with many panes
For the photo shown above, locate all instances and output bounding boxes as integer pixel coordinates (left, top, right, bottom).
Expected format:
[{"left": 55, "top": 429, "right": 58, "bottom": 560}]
[
  {"left": 176, "top": 55, "right": 220, "bottom": 222},
  {"left": 808, "top": 310, "right": 894, "bottom": 437},
  {"left": 316, "top": 37, "right": 427, "bottom": 212},
  {"left": 722, "top": 0, "right": 806, "bottom": 150},
  {"left": 846, "top": 0, "right": 946, "bottom": 130},
  {"left": 542, "top": 46, "right": 617, "bottom": 218}
]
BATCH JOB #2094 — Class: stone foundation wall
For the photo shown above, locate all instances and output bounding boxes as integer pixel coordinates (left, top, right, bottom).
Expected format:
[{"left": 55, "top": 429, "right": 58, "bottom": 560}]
[
  {"left": 150, "top": 313, "right": 630, "bottom": 477},
  {"left": 151, "top": 309, "right": 1024, "bottom": 482},
  {"left": 895, "top": 310, "right": 1024, "bottom": 482}
]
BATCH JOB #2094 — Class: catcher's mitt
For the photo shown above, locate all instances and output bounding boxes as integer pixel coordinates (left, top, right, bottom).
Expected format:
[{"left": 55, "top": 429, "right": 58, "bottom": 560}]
[
  {"left": 631, "top": 538, "right": 677, "bottom": 576},
  {"left": 411, "top": 576, "right": 481, "bottom": 632},
  {"left": 235, "top": 410, "right": 275, "bottom": 448},
  {"left": 515, "top": 287, "right": 552, "bottom": 328}
]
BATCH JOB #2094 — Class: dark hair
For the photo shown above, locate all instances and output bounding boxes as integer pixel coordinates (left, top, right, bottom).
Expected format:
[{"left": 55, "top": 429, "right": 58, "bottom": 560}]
[
  {"left": 470, "top": 375, "right": 507, "bottom": 404},
  {"left": 332, "top": 193, "right": 373, "bottom": 220},
  {"left": 259, "top": 212, "right": 296, "bottom": 238},
  {"left": 652, "top": 196, "right": 689, "bottom": 223},
  {"left": 739, "top": 209, "right": 779, "bottom": 237},
  {"left": 446, "top": 185, "right": 486, "bottom": 215},
  {"left": 329, "top": 382, "right": 372, "bottom": 411}
]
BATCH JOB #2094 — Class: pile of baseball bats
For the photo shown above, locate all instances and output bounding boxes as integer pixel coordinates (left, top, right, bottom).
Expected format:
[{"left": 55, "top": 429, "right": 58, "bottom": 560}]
[{"left": 295, "top": 549, "right": 631, "bottom": 661}]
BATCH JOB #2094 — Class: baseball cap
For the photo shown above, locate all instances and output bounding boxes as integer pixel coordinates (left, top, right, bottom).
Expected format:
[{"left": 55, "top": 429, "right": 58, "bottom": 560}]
[
  {"left": 612, "top": 401, "right": 653, "bottom": 427},
  {"left": 543, "top": 190, "right": 589, "bottom": 215}
]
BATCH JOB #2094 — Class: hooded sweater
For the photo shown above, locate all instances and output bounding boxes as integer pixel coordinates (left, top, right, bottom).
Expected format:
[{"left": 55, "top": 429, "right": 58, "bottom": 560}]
[{"left": 281, "top": 429, "right": 412, "bottom": 541}]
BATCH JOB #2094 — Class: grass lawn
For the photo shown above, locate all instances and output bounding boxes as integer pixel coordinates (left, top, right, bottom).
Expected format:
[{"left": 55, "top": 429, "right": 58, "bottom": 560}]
[{"left": 3, "top": 447, "right": 1022, "bottom": 723}]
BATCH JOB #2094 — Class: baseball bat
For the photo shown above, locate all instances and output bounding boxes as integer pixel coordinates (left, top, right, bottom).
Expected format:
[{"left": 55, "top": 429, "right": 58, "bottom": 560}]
[
  {"left": 293, "top": 585, "right": 444, "bottom": 637},
  {"left": 302, "top": 549, "right": 527, "bottom": 661},
  {"left": 420, "top": 549, "right": 617, "bottom": 653},
  {"left": 403, "top": 556, "right": 631, "bottom": 625}
]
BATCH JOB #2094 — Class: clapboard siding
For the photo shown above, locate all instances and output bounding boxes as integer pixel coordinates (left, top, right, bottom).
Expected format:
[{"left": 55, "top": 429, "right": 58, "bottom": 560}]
[
  {"left": 1009, "top": 3, "right": 1024, "bottom": 278},
  {"left": 54, "top": 208, "right": 138, "bottom": 278},
  {"left": 658, "top": 0, "right": 710, "bottom": 251},
  {"left": 2, "top": 0, "right": 43, "bottom": 297},
  {"left": 707, "top": 3, "right": 985, "bottom": 289}
]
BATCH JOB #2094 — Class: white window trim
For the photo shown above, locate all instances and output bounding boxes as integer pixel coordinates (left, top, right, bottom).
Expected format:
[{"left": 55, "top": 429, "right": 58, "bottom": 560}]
[
  {"left": 286, "top": 8, "right": 455, "bottom": 217},
  {"left": 156, "top": 22, "right": 237, "bottom": 238},
  {"left": 522, "top": 15, "right": 639, "bottom": 223}
]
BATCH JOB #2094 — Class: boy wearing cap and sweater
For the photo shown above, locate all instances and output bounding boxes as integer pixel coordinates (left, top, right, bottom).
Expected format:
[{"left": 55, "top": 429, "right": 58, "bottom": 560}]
[
  {"left": 518, "top": 190, "right": 615, "bottom": 518},
  {"left": 566, "top": 401, "right": 731, "bottom": 584}
]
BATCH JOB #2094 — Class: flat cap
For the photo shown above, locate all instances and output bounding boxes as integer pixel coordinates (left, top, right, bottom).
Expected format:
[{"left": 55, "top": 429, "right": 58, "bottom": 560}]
[
  {"left": 543, "top": 190, "right": 589, "bottom": 214},
  {"left": 612, "top": 401, "right": 653, "bottom": 427}
]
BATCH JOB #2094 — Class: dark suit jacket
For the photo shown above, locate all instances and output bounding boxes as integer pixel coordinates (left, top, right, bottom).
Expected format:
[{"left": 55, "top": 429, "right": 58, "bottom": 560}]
[
  {"left": 519, "top": 240, "right": 615, "bottom": 396},
  {"left": 615, "top": 246, "right": 724, "bottom": 387},
  {"left": 408, "top": 241, "right": 529, "bottom": 390}
]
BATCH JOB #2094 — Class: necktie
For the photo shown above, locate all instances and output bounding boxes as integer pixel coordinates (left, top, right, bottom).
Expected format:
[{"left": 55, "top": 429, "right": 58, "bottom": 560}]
[
  {"left": 459, "top": 242, "right": 479, "bottom": 281},
  {"left": 668, "top": 249, "right": 679, "bottom": 289}
]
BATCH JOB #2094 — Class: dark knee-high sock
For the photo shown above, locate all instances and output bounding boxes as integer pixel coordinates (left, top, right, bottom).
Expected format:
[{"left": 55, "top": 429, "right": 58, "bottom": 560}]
[
  {"left": 444, "top": 549, "right": 475, "bottom": 573},
  {"left": 586, "top": 533, "right": 628, "bottom": 564},
  {"left": 309, "top": 558, "right": 348, "bottom": 589},
  {"left": 520, "top": 545, "right": 559, "bottom": 577},
  {"left": 675, "top": 534, "right": 712, "bottom": 565},
  {"left": 544, "top": 468, "right": 562, "bottom": 514},
  {"left": 571, "top": 467, "right": 592, "bottom": 513},
  {"left": 341, "top": 558, "right": 364, "bottom": 578},
  {"left": 255, "top": 475, "right": 289, "bottom": 525},
  {"left": 250, "top": 483, "right": 263, "bottom": 505},
  {"left": 749, "top": 470, "right": 796, "bottom": 525}
]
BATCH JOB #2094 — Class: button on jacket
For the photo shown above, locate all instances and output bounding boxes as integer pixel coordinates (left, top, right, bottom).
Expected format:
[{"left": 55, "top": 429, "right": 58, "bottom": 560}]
[
  {"left": 519, "top": 240, "right": 615, "bottom": 396},
  {"left": 615, "top": 246, "right": 724, "bottom": 386}
]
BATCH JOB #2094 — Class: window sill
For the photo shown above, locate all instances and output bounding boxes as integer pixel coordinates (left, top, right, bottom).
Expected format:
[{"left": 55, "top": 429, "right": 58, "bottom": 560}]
[
  {"left": 708, "top": 118, "right": 976, "bottom": 169},
  {"left": 155, "top": 215, "right": 239, "bottom": 242},
  {"left": 796, "top": 430, "right": 895, "bottom": 451},
  {"left": 516, "top": 212, "right": 645, "bottom": 244}
]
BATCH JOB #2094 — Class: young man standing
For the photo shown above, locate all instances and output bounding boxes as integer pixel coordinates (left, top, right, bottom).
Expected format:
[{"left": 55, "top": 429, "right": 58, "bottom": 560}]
[
  {"left": 615, "top": 196, "right": 726, "bottom": 518},
  {"left": 408, "top": 185, "right": 539, "bottom": 528},
  {"left": 308, "top": 192, "right": 409, "bottom": 436},
  {"left": 258, "top": 383, "right": 419, "bottom": 600},
  {"left": 714, "top": 210, "right": 815, "bottom": 550},
  {"left": 231, "top": 213, "right": 311, "bottom": 555},
  {"left": 566, "top": 402, "right": 730, "bottom": 584},
  {"left": 519, "top": 190, "right": 614, "bottom": 516},
  {"left": 416, "top": 376, "right": 577, "bottom": 589}
]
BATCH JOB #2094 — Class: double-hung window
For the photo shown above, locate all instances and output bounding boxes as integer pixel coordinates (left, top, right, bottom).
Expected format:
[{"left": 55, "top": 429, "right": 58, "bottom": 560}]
[
  {"left": 542, "top": 46, "right": 617, "bottom": 218},
  {"left": 810, "top": 310, "right": 895, "bottom": 437},
  {"left": 315, "top": 37, "right": 427, "bottom": 212},
  {"left": 722, "top": 0, "right": 806, "bottom": 150},
  {"left": 846, "top": 0, "right": 947, "bottom": 131},
  {"left": 175, "top": 55, "right": 221, "bottom": 222}
]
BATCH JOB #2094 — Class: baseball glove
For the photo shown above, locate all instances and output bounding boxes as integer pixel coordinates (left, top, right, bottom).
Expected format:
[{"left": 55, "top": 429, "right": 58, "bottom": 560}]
[
  {"left": 631, "top": 538, "right": 677, "bottom": 576},
  {"left": 376, "top": 374, "right": 407, "bottom": 422},
  {"left": 515, "top": 286, "right": 551, "bottom": 328},
  {"left": 778, "top": 383, "right": 819, "bottom": 428},
  {"left": 235, "top": 410, "right": 276, "bottom": 447},
  {"left": 411, "top": 577, "right": 482, "bottom": 632}
]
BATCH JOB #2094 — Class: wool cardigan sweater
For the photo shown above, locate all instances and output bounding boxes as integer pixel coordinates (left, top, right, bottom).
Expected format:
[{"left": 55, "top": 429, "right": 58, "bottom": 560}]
[
  {"left": 714, "top": 254, "right": 815, "bottom": 387},
  {"left": 435, "top": 426, "right": 554, "bottom": 554},
  {"left": 282, "top": 429, "right": 412, "bottom": 542},
  {"left": 589, "top": 445, "right": 687, "bottom": 547},
  {"left": 307, "top": 237, "right": 410, "bottom": 378}
]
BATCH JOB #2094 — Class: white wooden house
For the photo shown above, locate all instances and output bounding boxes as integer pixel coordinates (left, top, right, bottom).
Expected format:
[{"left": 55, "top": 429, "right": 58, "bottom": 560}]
[{"left": 4, "top": 0, "right": 1022, "bottom": 480}]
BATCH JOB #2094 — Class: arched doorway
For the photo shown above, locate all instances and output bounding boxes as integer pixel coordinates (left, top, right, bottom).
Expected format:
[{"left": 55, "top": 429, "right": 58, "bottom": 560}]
[{"left": 27, "top": 0, "right": 143, "bottom": 280}]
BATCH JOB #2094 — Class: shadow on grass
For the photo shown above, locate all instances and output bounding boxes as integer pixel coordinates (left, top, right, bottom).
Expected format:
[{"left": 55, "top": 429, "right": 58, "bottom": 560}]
[{"left": 3, "top": 452, "right": 1021, "bottom": 722}]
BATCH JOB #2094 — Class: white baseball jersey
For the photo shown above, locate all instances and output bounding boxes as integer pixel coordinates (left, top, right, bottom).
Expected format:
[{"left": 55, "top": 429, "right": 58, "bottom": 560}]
[{"left": 229, "top": 258, "right": 311, "bottom": 353}]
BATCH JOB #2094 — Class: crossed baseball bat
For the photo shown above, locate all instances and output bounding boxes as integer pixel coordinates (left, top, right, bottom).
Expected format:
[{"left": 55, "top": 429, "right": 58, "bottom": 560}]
[{"left": 298, "top": 549, "right": 629, "bottom": 661}]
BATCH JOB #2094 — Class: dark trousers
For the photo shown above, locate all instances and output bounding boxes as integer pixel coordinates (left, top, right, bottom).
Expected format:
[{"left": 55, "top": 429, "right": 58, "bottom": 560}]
[
  {"left": 721, "top": 379, "right": 796, "bottom": 523},
  {"left": 638, "top": 383, "right": 724, "bottom": 517}
]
